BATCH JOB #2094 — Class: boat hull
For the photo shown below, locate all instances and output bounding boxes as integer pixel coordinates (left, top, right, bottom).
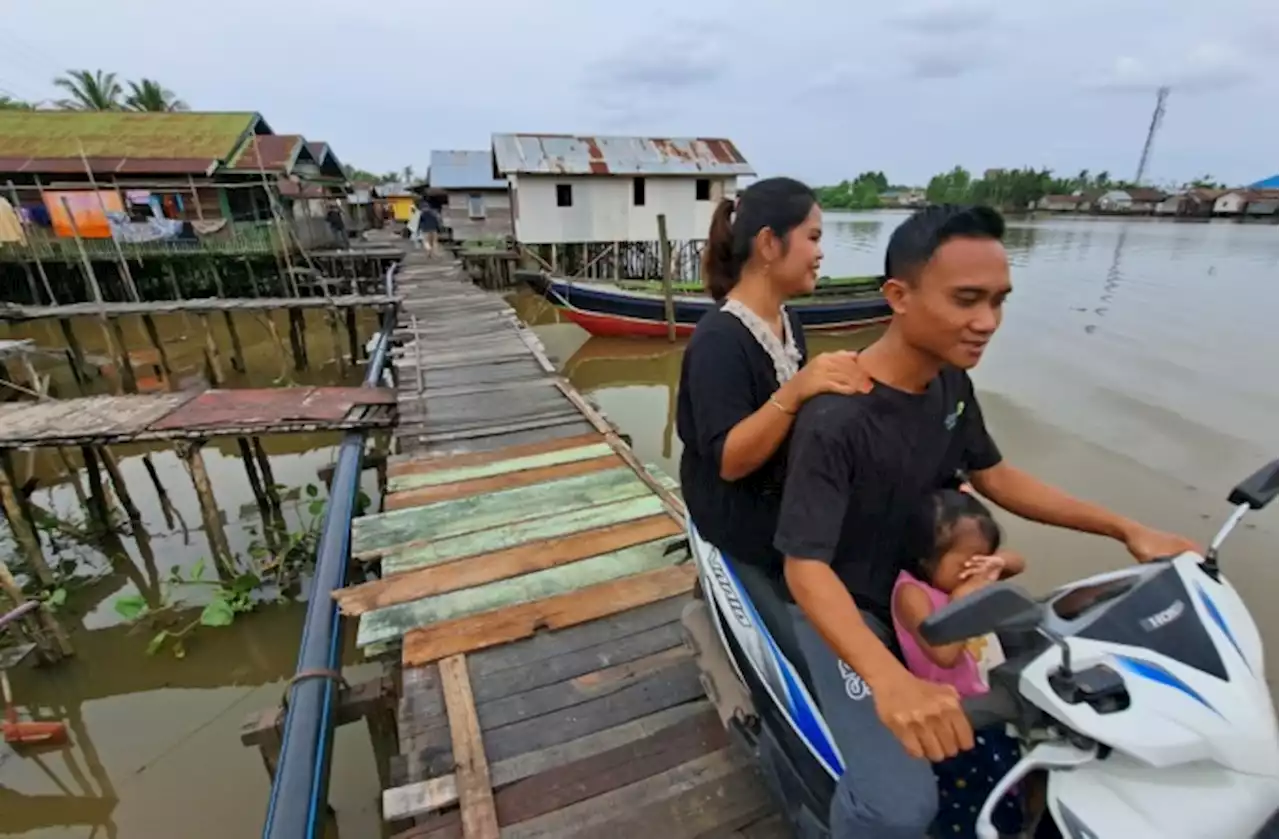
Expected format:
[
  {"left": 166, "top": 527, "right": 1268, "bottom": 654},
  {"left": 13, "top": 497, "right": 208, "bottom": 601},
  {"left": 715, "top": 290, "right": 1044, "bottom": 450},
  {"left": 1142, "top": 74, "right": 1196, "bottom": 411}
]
[{"left": 524, "top": 274, "right": 891, "bottom": 338}]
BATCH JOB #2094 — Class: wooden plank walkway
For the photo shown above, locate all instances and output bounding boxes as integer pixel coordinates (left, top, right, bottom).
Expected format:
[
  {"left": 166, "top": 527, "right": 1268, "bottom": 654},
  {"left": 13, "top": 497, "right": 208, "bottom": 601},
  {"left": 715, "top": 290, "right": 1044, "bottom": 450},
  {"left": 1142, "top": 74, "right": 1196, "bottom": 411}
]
[
  {"left": 0, "top": 294, "right": 398, "bottom": 322},
  {"left": 0, "top": 386, "right": 395, "bottom": 447},
  {"left": 341, "top": 251, "right": 785, "bottom": 839}
]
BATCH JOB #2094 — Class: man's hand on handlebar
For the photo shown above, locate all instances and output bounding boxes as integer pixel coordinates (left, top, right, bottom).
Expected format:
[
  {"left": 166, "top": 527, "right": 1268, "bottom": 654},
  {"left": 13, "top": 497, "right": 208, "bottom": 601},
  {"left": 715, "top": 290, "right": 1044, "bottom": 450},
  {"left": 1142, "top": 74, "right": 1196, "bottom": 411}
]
[
  {"left": 1121, "top": 522, "right": 1199, "bottom": 563},
  {"left": 871, "top": 670, "right": 974, "bottom": 762}
]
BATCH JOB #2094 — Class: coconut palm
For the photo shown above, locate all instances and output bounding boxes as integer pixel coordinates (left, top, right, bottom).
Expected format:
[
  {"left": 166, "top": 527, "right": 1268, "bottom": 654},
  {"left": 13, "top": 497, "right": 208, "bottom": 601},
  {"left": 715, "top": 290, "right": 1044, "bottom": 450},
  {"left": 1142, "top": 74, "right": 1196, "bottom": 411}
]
[
  {"left": 125, "top": 78, "right": 188, "bottom": 112},
  {"left": 53, "top": 70, "right": 123, "bottom": 110}
]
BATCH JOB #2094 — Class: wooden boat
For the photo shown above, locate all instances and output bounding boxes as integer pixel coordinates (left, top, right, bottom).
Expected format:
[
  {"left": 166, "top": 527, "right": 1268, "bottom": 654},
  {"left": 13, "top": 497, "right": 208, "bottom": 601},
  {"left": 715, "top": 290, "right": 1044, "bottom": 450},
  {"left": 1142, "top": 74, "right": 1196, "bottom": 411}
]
[{"left": 520, "top": 272, "right": 891, "bottom": 338}]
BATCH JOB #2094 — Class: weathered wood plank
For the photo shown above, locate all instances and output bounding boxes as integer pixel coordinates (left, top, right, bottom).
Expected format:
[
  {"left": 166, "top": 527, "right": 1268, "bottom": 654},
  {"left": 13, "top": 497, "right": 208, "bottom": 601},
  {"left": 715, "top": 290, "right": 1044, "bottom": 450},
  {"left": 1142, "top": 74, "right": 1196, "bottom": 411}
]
[
  {"left": 335, "top": 516, "right": 681, "bottom": 617},
  {"left": 385, "top": 454, "right": 622, "bottom": 510},
  {"left": 397, "top": 619, "right": 687, "bottom": 751},
  {"left": 483, "top": 658, "right": 704, "bottom": 763},
  {"left": 377, "top": 496, "right": 668, "bottom": 574},
  {"left": 357, "top": 537, "right": 683, "bottom": 647},
  {"left": 498, "top": 747, "right": 747, "bottom": 839},
  {"left": 588, "top": 763, "right": 771, "bottom": 839},
  {"left": 352, "top": 467, "right": 665, "bottom": 554},
  {"left": 414, "top": 411, "right": 587, "bottom": 443},
  {"left": 499, "top": 708, "right": 725, "bottom": 826},
  {"left": 465, "top": 597, "right": 688, "bottom": 681},
  {"left": 400, "top": 564, "right": 696, "bottom": 666},
  {"left": 438, "top": 655, "right": 499, "bottom": 839},
  {"left": 389, "top": 442, "right": 614, "bottom": 491},
  {"left": 388, "top": 433, "right": 603, "bottom": 476}
]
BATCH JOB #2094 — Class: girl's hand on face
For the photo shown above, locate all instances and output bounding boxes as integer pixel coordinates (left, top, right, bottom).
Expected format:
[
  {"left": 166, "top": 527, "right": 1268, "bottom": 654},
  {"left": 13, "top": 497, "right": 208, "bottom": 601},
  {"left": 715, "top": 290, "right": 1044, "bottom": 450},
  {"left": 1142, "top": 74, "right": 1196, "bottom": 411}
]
[{"left": 958, "top": 554, "right": 1005, "bottom": 582}]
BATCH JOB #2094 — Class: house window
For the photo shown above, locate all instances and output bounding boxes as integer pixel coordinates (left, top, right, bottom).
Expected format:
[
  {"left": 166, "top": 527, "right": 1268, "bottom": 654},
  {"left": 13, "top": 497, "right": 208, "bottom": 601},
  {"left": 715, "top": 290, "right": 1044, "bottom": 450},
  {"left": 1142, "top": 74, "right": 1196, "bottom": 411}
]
[
  {"left": 633, "top": 177, "right": 646, "bottom": 206},
  {"left": 695, "top": 178, "right": 711, "bottom": 201},
  {"left": 467, "top": 193, "right": 485, "bottom": 219},
  {"left": 556, "top": 184, "right": 573, "bottom": 207}
]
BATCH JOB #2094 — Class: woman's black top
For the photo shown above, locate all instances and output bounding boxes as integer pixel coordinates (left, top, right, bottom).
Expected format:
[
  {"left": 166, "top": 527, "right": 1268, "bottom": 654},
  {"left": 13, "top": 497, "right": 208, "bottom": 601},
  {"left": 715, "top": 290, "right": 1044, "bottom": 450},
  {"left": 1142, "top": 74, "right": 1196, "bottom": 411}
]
[{"left": 677, "top": 306, "right": 807, "bottom": 572}]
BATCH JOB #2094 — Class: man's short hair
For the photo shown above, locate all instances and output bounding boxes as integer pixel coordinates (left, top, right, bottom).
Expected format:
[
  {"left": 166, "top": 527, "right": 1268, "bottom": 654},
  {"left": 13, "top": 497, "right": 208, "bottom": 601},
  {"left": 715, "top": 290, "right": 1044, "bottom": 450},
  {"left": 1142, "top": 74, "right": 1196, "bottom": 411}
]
[{"left": 884, "top": 204, "right": 1006, "bottom": 284}]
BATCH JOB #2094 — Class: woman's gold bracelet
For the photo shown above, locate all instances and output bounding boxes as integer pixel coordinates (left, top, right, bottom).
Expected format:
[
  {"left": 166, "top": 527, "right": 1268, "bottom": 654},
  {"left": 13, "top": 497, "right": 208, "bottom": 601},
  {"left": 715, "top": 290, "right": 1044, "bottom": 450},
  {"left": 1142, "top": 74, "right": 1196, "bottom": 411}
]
[{"left": 769, "top": 395, "right": 796, "bottom": 416}]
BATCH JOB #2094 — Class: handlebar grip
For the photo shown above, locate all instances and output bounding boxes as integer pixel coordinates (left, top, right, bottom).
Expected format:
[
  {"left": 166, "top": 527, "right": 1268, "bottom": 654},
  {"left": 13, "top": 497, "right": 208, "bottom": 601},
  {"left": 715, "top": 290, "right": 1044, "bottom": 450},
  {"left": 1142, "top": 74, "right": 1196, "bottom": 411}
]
[{"left": 961, "top": 688, "right": 1018, "bottom": 730}]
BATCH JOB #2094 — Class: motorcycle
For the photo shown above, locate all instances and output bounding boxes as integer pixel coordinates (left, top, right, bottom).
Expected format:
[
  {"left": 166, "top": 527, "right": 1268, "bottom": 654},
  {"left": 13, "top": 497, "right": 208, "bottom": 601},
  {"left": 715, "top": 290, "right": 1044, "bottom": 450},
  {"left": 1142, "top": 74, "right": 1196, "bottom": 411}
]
[{"left": 680, "top": 460, "right": 1280, "bottom": 838}]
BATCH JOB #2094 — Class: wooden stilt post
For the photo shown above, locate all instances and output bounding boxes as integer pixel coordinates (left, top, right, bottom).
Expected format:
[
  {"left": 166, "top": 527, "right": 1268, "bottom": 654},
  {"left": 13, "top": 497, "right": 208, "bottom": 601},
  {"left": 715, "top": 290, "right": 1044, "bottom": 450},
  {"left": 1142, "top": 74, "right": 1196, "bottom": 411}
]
[
  {"left": 199, "top": 313, "right": 225, "bottom": 384},
  {"left": 209, "top": 263, "right": 247, "bottom": 373},
  {"left": 0, "top": 451, "right": 57, "bottom": 587},
  {"left": 657, "top": 214, "right": 676, "bottom": 343},
  {"left": 289, "top": 309, "right": 309, "bottom": 371},
  {"left": 0, "top": 558, "right": 72, "bottom": 660},
  {"left": 78, "top": 446, "right": 112, "bottom": 534},
  {"left": 60, "top": 198, "right": 137, "bottom": 393},
  {"left": 236, "top": 438, "right": 270, "bottom": 516},
  {"left": 99, "top": 448, "right": 142, "bottom": 532},
  {"left": 54, "top": 447, "right": 91, "bottom": 515},
  {"left": 77, "top": 142, "right": 140, "bottom": 302},
  {"left": 345, "top": 307, "right": 360, "bottom": 364},
  {"left": 176, "top": 440, "right": 235, "bottom": 578},
  {"left": 252, "top": 437, "right": 282, "bottom": 510},
  {"left": 141, "top": 453, "right": 182, "bottom": 533},
  {"left": 141, "top": 314, "right": 175, "bottom": 391},
  {"left": 56, "top": 318, "right": 89, "bottom": 390},
  {"left": 6, "top": 180, "right": 56, "bottom": 305}
]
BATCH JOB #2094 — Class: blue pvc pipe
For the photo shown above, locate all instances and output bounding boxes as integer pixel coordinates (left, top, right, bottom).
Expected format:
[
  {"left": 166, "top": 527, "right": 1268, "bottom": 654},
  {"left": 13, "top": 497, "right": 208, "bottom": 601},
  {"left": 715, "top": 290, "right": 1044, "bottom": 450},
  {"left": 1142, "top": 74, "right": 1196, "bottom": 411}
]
[{"left": 262, "top": 263, "right": 398, "bottom": 839}]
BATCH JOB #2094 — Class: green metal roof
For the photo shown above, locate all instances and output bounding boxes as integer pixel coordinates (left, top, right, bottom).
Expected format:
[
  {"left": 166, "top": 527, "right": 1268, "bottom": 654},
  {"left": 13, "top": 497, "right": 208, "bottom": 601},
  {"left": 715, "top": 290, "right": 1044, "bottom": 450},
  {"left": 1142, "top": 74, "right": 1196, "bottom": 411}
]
[{"left": 0, "top": 111, "right": 263, "bottom": 160}]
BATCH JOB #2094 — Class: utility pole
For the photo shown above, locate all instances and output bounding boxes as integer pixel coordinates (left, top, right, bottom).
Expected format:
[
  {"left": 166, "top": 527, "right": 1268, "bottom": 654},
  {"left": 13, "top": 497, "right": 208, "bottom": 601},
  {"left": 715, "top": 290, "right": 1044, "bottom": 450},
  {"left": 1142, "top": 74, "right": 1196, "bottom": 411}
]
[{"left": 1133, "top": 86, "right": 1170, "bottom": 186}]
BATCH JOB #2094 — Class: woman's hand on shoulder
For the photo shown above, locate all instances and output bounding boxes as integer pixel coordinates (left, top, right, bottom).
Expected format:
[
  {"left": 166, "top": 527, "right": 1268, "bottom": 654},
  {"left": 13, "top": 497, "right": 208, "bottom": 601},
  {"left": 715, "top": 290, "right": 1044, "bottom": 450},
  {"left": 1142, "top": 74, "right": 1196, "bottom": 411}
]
[{"left": 786, "top": 351, "right": 872, "bottom": 406}]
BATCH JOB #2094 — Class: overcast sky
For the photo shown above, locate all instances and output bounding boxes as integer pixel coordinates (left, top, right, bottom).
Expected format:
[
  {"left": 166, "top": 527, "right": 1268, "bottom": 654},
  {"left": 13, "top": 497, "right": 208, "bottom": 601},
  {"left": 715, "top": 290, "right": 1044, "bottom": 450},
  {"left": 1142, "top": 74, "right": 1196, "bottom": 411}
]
[{"left": 2, "top": 0, "right": 1276, "bottom": 187}]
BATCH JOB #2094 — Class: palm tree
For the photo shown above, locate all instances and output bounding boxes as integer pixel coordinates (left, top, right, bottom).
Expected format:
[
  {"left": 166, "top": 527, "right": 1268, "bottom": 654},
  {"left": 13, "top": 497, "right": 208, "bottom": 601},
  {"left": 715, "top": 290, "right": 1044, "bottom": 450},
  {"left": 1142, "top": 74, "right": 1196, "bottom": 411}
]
[
  {"left": 125, "top": 78, "right": 188, "bottom": 112},
  {"left": 402, "top": 165, "right": 415, "bottom": 184},
  {"left": 53, "top": 70, "right": 123, "bottom": 110}
]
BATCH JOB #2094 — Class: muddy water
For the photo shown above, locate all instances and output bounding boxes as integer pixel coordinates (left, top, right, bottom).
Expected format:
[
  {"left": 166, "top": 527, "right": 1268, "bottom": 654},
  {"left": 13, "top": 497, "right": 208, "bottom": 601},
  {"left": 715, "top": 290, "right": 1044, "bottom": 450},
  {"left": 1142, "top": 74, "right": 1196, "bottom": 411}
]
[
  {"left": 0, "top": 307, "right": 387, "bottom": 838},
  {"left": 522, "top": 212, "right": 1279, "bottom": 696}
]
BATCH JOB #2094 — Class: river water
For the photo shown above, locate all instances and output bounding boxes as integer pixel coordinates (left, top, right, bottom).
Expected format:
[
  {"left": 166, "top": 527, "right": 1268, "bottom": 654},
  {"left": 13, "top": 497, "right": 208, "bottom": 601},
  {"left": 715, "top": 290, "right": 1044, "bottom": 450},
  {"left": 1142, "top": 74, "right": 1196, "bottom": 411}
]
[
  {"left": 527, "top": 211, "right": 1280, "bottom": 697},
  {"left": 0, "top": 213, "right": 1274, "bottom": 837}
]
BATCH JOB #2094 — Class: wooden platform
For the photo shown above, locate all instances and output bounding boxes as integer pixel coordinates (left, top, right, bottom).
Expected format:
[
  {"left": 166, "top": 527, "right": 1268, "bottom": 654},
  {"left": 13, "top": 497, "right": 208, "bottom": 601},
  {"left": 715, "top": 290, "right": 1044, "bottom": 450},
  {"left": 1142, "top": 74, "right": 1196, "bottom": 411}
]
[
  {"left": 341, "top": 252, "right": 784, "bottom": 838},
  {"left": 0, "top": 386, "right": 396, "bottom": 447},
  {"left": 0, "top": 294, "right": 398, "bottom": 322}
]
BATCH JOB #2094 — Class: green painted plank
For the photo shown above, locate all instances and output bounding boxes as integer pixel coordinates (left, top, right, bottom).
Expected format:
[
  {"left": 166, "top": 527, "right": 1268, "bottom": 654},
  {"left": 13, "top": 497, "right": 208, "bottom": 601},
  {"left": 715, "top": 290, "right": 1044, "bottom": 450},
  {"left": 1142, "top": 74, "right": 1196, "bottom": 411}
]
[
  {"left": 357, "top": 537, "right": 683, "bottom": 647},
  {"left": 388, "top": 442, "right": 614, "bottom": 492},
  {"left": 353, "top": 467, "right": 657, "bottom": 554},
  {"left": 381, "top": 494, "right": 668, "bottom": 575}
]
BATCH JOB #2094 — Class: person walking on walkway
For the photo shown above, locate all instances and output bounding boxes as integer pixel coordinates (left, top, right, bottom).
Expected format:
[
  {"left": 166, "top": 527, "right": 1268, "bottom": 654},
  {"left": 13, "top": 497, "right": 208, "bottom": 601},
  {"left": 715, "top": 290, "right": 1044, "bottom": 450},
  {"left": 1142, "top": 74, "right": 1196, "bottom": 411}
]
[{"left": 417, "top": 203, "right": 441, "bottom": 255}]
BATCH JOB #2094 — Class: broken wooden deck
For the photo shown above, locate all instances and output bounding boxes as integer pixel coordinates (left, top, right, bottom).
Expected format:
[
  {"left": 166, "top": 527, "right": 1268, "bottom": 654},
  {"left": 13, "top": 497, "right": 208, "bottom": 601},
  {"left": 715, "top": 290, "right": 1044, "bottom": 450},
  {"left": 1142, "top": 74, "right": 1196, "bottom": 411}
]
[
  {"left": 337, "top": 252, "right": 785, "bottom": 838},
  {"left": 0, "top": 294, "right": 398, "bottom": 322},
  {"left": 0, "top": 386, "right": 396, "bottom": 447}
]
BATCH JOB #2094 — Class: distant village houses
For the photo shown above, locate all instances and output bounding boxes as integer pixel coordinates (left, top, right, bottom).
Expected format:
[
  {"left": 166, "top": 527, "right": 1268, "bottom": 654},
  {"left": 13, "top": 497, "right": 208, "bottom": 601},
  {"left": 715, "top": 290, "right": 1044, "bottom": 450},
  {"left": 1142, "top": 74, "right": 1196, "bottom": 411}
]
[{"left": 427, "top": 150, "right": 513, "bottom": 242}]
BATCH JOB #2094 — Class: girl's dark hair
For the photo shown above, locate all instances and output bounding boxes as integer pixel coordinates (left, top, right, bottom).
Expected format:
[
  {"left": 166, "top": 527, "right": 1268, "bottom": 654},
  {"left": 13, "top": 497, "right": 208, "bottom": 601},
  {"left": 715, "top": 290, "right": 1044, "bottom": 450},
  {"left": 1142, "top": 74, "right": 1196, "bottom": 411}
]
[
  {"left": 702, "top": 176, "right": 817, "bottom": 301},
  {"left": 903, "top": 489, "right": 1001, "bottom": 579}
]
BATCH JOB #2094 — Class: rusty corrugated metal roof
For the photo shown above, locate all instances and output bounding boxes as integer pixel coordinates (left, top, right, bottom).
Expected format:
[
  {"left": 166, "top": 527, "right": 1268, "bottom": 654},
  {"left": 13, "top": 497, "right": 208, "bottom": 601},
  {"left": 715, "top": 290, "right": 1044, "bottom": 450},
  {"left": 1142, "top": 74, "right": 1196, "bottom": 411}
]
[
  {"left": 491, "top": 133, "right": 753, "bottom": 177},
  {"left": 226, "top": 134, "right": 308, "bottom": 173},
  {"left": 0, "top": 111, "right": 263, "bottom": 167}
]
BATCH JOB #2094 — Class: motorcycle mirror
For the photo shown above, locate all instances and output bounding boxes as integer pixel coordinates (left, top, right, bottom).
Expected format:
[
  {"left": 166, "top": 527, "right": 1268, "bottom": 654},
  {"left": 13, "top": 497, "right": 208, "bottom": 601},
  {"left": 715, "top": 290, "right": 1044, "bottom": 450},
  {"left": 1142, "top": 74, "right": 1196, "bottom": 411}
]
[
  {"left": 920, "top": 582, "right": 1043, "bottom": 646},
  {"left": 1227, "top": 459, "right": 1279, "bottom": 511}
]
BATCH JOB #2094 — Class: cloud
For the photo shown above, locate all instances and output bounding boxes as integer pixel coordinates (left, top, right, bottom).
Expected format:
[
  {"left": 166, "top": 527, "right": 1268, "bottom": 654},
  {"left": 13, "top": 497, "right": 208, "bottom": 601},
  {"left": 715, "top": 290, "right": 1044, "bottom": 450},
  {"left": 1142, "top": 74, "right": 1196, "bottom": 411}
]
[
  {"left": 1086, "top": 41, "right": 1254, "bottom": 93},
  {"left": 890, "top": 0, "right": 998, "bottom": 35},
  {"left": 904, "top": 49, "right": 983, "bottom": 80}
]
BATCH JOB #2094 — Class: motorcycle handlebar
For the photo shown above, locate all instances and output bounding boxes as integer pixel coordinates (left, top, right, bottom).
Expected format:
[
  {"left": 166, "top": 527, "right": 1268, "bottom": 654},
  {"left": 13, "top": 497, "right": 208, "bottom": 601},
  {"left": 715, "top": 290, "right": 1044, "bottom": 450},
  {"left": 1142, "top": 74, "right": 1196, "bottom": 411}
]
[{"left": 961, "top": 687, "right": 1019, "bottom": 730}]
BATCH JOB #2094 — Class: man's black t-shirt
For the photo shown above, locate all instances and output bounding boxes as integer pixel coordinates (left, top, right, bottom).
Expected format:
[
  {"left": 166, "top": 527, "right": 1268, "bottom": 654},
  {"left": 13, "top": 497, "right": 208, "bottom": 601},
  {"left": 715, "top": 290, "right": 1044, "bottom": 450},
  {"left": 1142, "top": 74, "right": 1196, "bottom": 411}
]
[
  {"left": 773, "top": 367, "right": 1002, "bottom": 625},
  {"left": 678, "top": 307, "right": 807, "bottom": 570}
]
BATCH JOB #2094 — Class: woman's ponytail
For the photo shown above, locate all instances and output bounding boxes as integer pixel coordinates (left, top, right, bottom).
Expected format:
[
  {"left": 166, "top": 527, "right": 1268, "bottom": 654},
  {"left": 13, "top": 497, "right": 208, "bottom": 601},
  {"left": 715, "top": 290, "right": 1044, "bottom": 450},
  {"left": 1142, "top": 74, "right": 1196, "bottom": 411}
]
[{"left": 702, "top": 197, "right": 738, "bottom": 301}]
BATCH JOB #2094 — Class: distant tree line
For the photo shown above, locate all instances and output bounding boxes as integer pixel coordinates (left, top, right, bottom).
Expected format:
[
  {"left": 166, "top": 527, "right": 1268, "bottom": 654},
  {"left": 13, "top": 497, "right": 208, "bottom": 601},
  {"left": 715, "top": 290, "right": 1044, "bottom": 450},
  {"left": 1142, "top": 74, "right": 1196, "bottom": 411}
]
[
  {"left": 814, "top": 171, "right": 901, "bottom": 210},
  {"left": 814, "top": 166, "right": 1234, "bottom": 214}
]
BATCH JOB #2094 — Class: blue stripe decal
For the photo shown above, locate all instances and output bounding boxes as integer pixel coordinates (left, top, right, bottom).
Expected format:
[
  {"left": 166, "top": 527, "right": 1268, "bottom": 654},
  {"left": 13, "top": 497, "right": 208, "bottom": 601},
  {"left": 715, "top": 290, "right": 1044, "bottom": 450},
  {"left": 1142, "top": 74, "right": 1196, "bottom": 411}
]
[
  {"left": 1195, "top": 583, "right": 1248, "bottom": 673},
  {"left": 1115, "top": 655, "right": 1222, "bottom": 717},
  {"left": 720, "top": 559, "right": 845, "bottom": 775}
]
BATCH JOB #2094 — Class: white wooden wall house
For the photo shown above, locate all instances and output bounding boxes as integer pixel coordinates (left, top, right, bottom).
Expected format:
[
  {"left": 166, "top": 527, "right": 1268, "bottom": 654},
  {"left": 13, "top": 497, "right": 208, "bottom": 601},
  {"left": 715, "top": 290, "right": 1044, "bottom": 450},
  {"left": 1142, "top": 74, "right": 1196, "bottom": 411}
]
[{"left": 491, "top": 133, "right": 753, "bottom": 279}]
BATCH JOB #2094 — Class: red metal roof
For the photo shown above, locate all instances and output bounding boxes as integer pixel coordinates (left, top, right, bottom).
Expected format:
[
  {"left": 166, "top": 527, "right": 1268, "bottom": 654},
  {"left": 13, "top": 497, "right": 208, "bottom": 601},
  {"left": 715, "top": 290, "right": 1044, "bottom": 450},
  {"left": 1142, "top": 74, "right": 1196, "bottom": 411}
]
[{"left": 226, "top": 134, "right": 306, "bottom": 173}]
